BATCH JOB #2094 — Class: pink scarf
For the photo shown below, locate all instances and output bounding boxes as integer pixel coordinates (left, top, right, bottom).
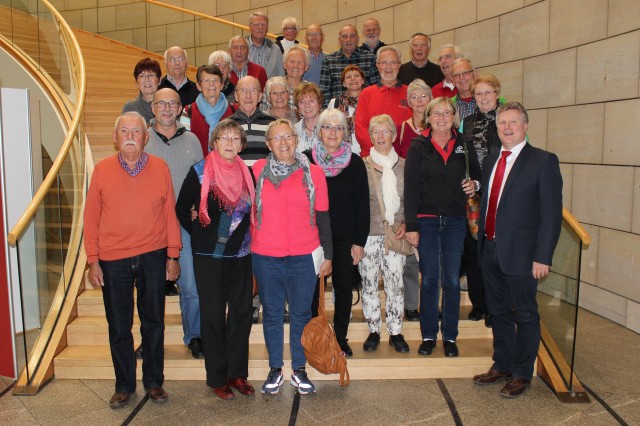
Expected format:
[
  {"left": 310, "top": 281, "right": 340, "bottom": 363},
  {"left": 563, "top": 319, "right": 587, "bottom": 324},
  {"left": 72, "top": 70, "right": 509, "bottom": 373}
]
[{"left": 199, "top": 151, "right": 255, "bottom": 225}]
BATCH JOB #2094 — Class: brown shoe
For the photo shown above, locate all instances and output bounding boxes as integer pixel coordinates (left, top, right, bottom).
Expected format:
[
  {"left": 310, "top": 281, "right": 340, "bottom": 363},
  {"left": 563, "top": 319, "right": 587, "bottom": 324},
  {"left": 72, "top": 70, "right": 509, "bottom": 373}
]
[
  {"left": 146, "top": 386, "right": 168, "bottom": 403},
  {"left": 499, "top": 377, "right": 531, "bottom": 398},
  {"left": 108, "top": 391, "right": 130, "bottom": 409},
  {"left": 212, "top": 384, "right": 235, "bottom": 400},
  {"left": 473, "top": 369, "right": 513, "bottom": 386},
  {"left": 228, "top": 377, "right": 255, "bottom": 396}
]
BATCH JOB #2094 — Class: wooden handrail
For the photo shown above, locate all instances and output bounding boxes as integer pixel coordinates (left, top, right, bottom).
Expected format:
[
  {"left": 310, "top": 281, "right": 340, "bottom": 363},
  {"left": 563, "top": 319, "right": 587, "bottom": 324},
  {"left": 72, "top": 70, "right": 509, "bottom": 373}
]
[
  {"left": 6, "top": 0, "right": 86, "bottom": 246},
  {"left": 143, "top": 0, "right": 309, "bottom": 49},
  {"left": 562, "top": 207, "right": 590, "bottom": 245}
]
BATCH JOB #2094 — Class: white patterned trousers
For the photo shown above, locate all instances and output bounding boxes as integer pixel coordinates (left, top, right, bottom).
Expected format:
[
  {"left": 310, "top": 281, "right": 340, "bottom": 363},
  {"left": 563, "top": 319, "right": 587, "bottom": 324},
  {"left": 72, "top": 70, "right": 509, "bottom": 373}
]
[{"left": 358, "top": 235, "right": 406, "bottom": 335}]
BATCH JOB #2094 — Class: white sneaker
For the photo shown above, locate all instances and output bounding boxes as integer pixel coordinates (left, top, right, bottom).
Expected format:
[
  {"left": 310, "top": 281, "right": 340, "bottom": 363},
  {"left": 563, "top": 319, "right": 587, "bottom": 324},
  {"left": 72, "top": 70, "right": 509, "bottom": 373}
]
[
  {"left": 261, "top": 368, "right": 284, "bottom": 394},
  {"left": 290, "top": 367, "right": 316, "bottom": 394}
]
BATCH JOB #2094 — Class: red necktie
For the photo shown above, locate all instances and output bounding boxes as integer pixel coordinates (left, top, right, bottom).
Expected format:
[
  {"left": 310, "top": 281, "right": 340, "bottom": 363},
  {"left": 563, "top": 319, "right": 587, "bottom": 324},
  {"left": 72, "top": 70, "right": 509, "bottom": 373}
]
[{"left": 485, "top": 151, "right": 512, "bottom": 241}]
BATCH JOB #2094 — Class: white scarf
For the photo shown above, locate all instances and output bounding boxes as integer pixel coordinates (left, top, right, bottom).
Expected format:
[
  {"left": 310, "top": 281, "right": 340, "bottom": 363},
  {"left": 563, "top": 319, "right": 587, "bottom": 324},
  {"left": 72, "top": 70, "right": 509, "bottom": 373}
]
[{"left": 369, "top": 147, "right": 400, "bottom": 224}]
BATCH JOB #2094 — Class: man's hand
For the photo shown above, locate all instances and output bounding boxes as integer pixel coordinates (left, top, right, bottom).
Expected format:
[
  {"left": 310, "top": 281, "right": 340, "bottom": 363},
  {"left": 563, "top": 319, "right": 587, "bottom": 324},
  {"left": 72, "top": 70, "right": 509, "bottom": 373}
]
[
  {"left": 394, "top": 223, "right": 406, "bottom": 240},
  {"left": 88, "top": 262, "right": 104, "bottom": 288},
  {"left": 167, "top": 259, "right": 181, "bottom": 281},
  {"left": 406, "top": 231, "right": 419, "bottom": 247},
  {"left": 351, "top": 245, "right": 364, "bottom": 265},
  {"left": 532, "top": 262, "right": 550, "bottom": 280}
]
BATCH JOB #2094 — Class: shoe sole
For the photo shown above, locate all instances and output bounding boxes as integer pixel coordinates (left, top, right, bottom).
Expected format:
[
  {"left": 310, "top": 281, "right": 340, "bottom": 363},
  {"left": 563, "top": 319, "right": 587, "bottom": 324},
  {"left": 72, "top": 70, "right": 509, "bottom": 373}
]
[{"left": 290, "top": 379, "right": 316, "bottom": 394}]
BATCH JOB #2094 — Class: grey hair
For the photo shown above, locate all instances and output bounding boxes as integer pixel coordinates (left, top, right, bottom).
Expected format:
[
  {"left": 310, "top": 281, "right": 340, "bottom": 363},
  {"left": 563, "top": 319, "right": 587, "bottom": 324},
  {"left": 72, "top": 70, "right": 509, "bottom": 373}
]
[
  {"left": 281, "top": 16, "right": 297, "bottom": 29},
  {"left": 249, "top": 11, "right": 269, "bottom": 24},
  {"left": 440, "top": 43, "right": 464, "bottom": 59},
  {"left": 264, "top": 76, "right": 288, "bottom": 99},
  {"left": 407, "top": 78, "right": 432, "bottom": 101},
  {"left": 114, "top": 111, "right": 147, "bottom": 132},
  {"left": 265, "top": 118, "right": 296, "bottom": 140},
  {"left": 316, "top": 109, "right": 350, "bottom": 144},
  {"left": 497, "top": 101, "right": 529, "bottom": 124},
  {"left": 208, "top": 50, "right": 231, "bottom": 66},
  {"left": 411, "top": 33, "right": 431, "bottom": 50},
  {"left": 283, "top": 45, "right": 311, "bottom": 71},
  {"left": 376, "top": 45, "right": 401, "bottom": 62},
  {"left": 163, "top": 46, "right": 188, "bottom": 63},
  {"left": 368, "top": 114, "right": 397, "bottom": 140},
  {"left": 228, "top": 35, "right": 249, "bottom": 50}
]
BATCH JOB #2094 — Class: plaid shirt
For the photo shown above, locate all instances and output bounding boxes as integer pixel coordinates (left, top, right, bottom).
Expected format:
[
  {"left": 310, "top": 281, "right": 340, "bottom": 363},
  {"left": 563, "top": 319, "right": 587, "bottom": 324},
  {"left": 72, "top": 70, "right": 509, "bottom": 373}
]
[
  {"left": 319, "top": 49, "right": 379, "bottom": 107},
  {"left": 453, "top": 95, "right": 477, "bottom": 121},
  {"left": 118, "top": 152, "right": 148, "bottom": 176}
]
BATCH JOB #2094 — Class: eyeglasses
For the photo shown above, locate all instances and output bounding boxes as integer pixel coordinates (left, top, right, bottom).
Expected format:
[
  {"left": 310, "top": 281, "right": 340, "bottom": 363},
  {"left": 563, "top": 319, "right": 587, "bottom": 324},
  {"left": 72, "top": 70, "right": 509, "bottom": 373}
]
[
  {"left": 237, "top": 88, "right": 260, "bottom": 95},
  {"left": 377, "top": 61, "right": 400, "bottom": 67},
  {"left": 306, "top": 33, "right": 322, "bottom": 38},
  {"left": 118, "top": 127, "right": 144, "bottom": 137},
  {"left": 283, "top": 26, "right": 297, "bottom": 32},
  {"left": 200, "top": 77, "right": 221, "bottom": 85},
  {"left": 409, "top": 93, "right": 430, "bottom": 102},
  {"left": 372, "top": 129, "right": 392, "bottom": 136},
  {"left": 167, "top": 56, "right": 185, "bottom": 63},
  {"left": 153, "top": 100, "right": 181, "bottom": 109},
  {"left": 213, "top": 63, "right": 229, "bottom": 70},
  {"left": 451, "top": 69, "right": 475, "bottom": 79},
  {"left": 320, "top": 124, "right": 344, "bottom": 132},
  {"left": 475, "top": 90, "right": 497, "bottom": 98},
  {"left": 429, "top": 110, "right": 453, "bottom": 118},
  {"left": 217, "top": 135, "right": 242, "bottom": 144},
  {"left": 268, "top": 133, "right": 295, "bottom": 142},
  {"left": 137, "top": 73, "right": 157, "bottom": 80},
  {"left": 250, "top": 22, "right": 267, "bottom": 28}
]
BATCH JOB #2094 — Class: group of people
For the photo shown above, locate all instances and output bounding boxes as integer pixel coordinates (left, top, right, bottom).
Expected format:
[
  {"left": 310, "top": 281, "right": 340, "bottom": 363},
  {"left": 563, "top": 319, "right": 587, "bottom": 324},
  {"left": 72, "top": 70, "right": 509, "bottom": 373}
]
[{"left": 85, "top": 11, "right": 564, "bottom": 409}]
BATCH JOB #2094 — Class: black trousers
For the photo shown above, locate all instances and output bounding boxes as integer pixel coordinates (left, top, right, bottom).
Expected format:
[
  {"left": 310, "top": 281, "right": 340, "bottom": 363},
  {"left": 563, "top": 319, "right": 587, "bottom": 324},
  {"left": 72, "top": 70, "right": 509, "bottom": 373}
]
[
  {"left": 193, "top": 254, "right": 253, "bottom": 388},
  {"left": 480, "top": 239, "right": 540, "bottom": 380},
  {"left": 462, "top": 230, "right": 487, "bottom": 313}
]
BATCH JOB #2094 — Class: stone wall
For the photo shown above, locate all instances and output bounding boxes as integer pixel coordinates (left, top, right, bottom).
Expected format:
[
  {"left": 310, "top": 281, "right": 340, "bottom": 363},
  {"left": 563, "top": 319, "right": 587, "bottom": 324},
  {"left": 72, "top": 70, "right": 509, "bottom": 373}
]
[{"left": 52, "top": 0, "right": 640, "bottom": 333}]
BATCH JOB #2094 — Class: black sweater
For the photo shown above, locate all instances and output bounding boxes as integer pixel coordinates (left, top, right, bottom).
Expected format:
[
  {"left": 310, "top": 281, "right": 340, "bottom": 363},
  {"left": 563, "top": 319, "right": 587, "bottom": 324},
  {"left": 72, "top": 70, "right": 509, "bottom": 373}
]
[
  {"left": 404, "top": 130, "right": 481, "bottom": 232},
  {"left": 305, "top": 151, "right": 370, "bottom": 247}
]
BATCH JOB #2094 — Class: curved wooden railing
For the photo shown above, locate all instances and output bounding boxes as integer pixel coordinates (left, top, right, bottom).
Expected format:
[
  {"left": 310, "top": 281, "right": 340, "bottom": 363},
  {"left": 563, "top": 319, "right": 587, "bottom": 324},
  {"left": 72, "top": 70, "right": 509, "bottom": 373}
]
[{"left": 562, "top": 207, "right": 591, "bottom": 245}]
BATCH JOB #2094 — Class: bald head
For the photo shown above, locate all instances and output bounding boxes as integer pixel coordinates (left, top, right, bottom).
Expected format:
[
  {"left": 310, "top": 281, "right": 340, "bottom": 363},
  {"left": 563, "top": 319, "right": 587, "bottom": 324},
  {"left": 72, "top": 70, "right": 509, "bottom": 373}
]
[{"left": 164, "top": 46, "right": 188, "bottom": 81}]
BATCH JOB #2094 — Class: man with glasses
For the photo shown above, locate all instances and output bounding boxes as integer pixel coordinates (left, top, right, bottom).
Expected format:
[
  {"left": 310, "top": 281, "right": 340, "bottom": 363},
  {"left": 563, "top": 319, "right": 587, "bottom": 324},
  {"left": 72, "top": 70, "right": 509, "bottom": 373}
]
[
  {"left": 159, "top": 46, "right": 199, "bottom": 106},
  {"left": 354, "top": 46, "right": 411, "bottom": 157},
  {"left": 246, "top": 12, "right": 285, "bottom": 78},
  {"left": 398, "top": 33, "right": 444, "bottom": 88},
  {"left": 303, "top": 24, "right": 325, "bottom": 86},
  {"left": 450, "top": 58, "right": 478, "bottom": 120},
  {"left": 319, "top": 24, "right": 379, "bottom": 108},
  {"left": 145, "top": 88, "right": 205, "bottom": 360},
  {"left": 84, "top": 111, "right": 181, "bottom": 408},
  {"left": 275, "top": 16, "right": 300, "bottom": 53},
  {"left": 431, "top": 44, "right": 464, "bottom": 98},
  {"left": 228, "top": 36, "right": 268, "bottom": 91}
]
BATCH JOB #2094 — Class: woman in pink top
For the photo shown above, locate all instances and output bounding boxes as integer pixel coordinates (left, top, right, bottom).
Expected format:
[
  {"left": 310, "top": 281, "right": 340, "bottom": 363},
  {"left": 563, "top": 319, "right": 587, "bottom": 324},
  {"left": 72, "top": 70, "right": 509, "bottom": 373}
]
[{"left": 251, "top": 118, "right": 332, "bottom": 395}]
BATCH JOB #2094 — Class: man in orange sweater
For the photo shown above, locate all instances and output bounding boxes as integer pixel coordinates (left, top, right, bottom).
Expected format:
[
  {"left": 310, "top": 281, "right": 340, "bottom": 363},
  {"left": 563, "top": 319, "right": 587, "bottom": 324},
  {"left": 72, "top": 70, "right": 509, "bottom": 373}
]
[{"left": 84, "top": 111, "right": 182, "bottom": 409}]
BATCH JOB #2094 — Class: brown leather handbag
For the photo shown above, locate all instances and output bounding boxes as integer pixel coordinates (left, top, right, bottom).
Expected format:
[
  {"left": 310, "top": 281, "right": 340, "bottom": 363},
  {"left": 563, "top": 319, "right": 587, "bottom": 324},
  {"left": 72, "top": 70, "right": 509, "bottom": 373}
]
[{"left": 463, "top": 140, "right": 481, "bottom": 239}]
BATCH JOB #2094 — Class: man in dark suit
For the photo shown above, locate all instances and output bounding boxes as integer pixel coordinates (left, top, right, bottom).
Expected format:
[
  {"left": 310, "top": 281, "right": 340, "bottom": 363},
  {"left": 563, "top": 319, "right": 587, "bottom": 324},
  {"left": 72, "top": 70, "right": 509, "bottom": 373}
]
[{"left": 473, "top": 101, "right": 563, "bottom": 398}]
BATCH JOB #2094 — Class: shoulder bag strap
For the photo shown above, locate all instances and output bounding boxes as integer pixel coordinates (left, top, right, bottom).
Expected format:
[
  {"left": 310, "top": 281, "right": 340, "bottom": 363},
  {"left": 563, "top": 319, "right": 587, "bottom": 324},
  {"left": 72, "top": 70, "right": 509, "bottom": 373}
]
[{"left": 366, "top": 157, "right": 390, "bottom": 253}]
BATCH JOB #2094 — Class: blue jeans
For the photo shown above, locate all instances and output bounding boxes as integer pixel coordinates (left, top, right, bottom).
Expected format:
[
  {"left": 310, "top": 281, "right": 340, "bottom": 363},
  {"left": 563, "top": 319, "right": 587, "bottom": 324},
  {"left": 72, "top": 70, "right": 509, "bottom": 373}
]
[
  {"left": 178, "top": 228, "right": 200, "bottom": 345},
  {"left": 100, "top": 248, "right": 166, "bottom": 393},
  {"left": 252, "top": 253, "right": 317, "bottom": 370},
  {"left": 417, "top": 216, "right": 466, "bottom": 341}
]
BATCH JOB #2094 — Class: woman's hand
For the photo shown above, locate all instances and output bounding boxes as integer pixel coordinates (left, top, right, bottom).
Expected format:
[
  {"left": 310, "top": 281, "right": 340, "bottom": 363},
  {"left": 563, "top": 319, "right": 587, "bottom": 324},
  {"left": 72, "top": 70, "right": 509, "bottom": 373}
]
[
  {"left": 351, "top": 245, "right": 365, "bottom": 265},
  {"left": 406, "top": 231, "right": 419, "bottom": 247},
  {"left": 395, "top": 223, "right": 406, "bottom": 240},
  {"left": 319, "top": 259, "right": 332, "bottom": 277},
  {"left": 461, "top": 178, "right": 476, "bottom": 197}
]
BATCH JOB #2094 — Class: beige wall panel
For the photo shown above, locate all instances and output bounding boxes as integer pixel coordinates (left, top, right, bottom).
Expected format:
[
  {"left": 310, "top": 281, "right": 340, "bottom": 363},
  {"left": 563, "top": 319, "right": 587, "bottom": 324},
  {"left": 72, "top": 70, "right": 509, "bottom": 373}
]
[
  {"left": 61, "top": 10, "right": 82, "bottom": 28},
  {"left": 603, "top": 99, "right": 640, "bottom": 167},
  {"left": 499, "top": 1, "right": 549, "bottom": 63},
  {"left": 579, "top": 282, "right": 626, "bottom": 326},
  {"left": 525, "top": 108, "right": 546, "bottom": 150},
  {"left": 115, "top": 2, "right": 146, "bottom": 31},
  {"left": 302, "top": 0, "right": 337, "bottom": 28},
  {"left": 559, "top": 163, "right": 572, "bottom": 212},
  {"left": 597, "top": 228, "right": 640, "bottom": 302},
  {"left": 477, "top": 0, "right": 524, "bottom": 20},
  {"left": 434, "top": 0, "right": 476, "bottom": 33},
  {"left": 608, "top": 0, "right": 640, "bottom": 37},
  {"left": 627, "top": 299, "right": 640, "bottom": 334},
  {"left": 429, "top": 31, "right": 454, "bottom": 63},
  {"left": 198, "top": 19, "right": 235, "bottom": 46},
  {"left": 187, "top": 0, "right": 217, "bottom": 16},
  {"left": 195, "top": 45, "right": 216, "bottom": 66},
  {"left": 98, "top": 0, "right": 132, "bottom": 6},
  {"left": 50, "top": 0, "right": 65, "bottom": 10},
  {"left": 576, "top": 32, "right": 640, "bottom": 104},
  {"left": 580, "top": 224, "right": 599, "bottom": 285},
  {"left": 393, "top": 1, "right": 434, "bottom": 44},
  {"left": 547, "top": 104, "right": 604, "bottom": 164},
  {"left": 549, "top": 0, "right": 607, "bottom": 51},
  {"left": 218, "top": 0, "right": 251, "bottom": 16},
  {"left": 339, "top": 0, "right": 374, "bottom": 21},
  {"left": 268, "top": 0, "right": 303, "bottom": 34},
  {"left": 634, "top": 169, "right": 640, "bottom": 234},
  {"left": 523, "top": 49, "right": 576, "bottom": 109},
  {"left": 82, "top": 8, "right": 98, "bottom": 33},
  {"left": 454, "top": 18, "right": 499, "bottom": 68},
  {"left": 375, "top": 0, "right": 407, "bottom": 8},
  {"left": 572, "top": 164, "right": 634, "bottom": 231},
  {"left": 146, "top": 25, "right": 167, "bottom": 54},
  {"left": 97, "top": 5, "right": 116, "bottom": 32},
  {"left": 477, "top": 61, "right": 523, "bottom": 103},
  {"left": 252, "top": 0, "right": 283, "bottom": 8},
  {"left": 166, "top": 21, "right": 196, "bottom": 49},
  {"left": 132, "top": 27, "right": 147, "bottom": 50},
  {"left": 147, "top": 3, "right": 183, "bottom": 27},
  {"left": 101, "top": 29, "right": 133, "bottom": 45},
  {"left": 355, "top": 9, "right": 394, "bottom": 45},
  {"left": 65, "top": 0, "right": 97, "bottom": 9}
]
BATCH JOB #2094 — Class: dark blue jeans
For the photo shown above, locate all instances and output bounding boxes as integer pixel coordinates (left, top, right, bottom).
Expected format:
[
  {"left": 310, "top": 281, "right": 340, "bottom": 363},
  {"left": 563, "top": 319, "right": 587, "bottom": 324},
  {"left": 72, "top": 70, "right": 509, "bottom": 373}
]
[
  {"left": 252, "top": 253, "right": 316, "bottom": 370},
  {"left": 101, "top": 248, "right": 166, "bottom": 393},
  {"left": 417, "top": 216, "right": 466, "bottom": 342}
]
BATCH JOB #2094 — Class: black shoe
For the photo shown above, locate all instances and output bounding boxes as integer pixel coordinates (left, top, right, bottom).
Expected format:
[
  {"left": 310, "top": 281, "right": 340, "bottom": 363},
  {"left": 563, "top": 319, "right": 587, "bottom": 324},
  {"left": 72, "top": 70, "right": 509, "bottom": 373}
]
[
  {"left": 134, "top": 344, "right": 143, "bottom": 359},
  {"left": 404, "top": 309, "right": 420, "bottom": 322},
  {"left": 389, "top": 334, "right": 410, "bottom": 353},
  {"left": 363, "top": 332, "right": 380, "bottom": 352},
  {"left": 165, "top": 281, "right": 179, "bottom": 296},
  {"left": 188, "top": 338, "right": 205, "bottom": 359},
  {"left": 252, "top": 307, "right": 260, "bottom": 324},
  {"left": 443, "top": 340, "right": 459, "bottom": 357},
  {"left": 283, "top": 308, "right": 290, "bottom": 323},
  {"left": 418, "top": 339, "right": 436, "bottom": 355},
  {"left": 337, "top": 338, "right": 353, "bottom": 357},
  {"left": 484, "top": 313, "right": 492, "bottom": 328},
  {"left": 468, "top": 308, "right": 484, "bottom": 321}
]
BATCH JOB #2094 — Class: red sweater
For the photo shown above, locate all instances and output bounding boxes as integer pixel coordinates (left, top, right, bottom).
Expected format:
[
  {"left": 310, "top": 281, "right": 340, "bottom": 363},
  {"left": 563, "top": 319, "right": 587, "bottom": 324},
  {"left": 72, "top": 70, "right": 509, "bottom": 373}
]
[
  {"left": 354, "top": 83, "right": 412, "bottom": 157},
  {"left": 431, "top": 80, "right": 457, "bottom": 98},
  {"left": 187, "top": 101, "right": 235, "bottom": 157},
  {"left": 84, "top": 155, "right": 182, "bottom": 263},
  {"left": 229, "top": 62, "right": 268, "bottom": 90}
]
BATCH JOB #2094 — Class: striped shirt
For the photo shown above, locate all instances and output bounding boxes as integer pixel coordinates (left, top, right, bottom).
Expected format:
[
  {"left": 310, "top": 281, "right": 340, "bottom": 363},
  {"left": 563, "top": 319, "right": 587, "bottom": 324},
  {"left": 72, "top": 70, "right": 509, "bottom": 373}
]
[{"left": 230, "top": 109, "right": 276, "bottom": 166}]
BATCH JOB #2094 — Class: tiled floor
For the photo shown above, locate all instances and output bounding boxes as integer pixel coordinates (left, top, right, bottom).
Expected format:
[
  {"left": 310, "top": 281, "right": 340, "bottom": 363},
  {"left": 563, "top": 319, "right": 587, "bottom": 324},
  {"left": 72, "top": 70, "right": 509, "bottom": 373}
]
[{"left": 1, "top": 309, "right": 638, "bottom": 425}]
